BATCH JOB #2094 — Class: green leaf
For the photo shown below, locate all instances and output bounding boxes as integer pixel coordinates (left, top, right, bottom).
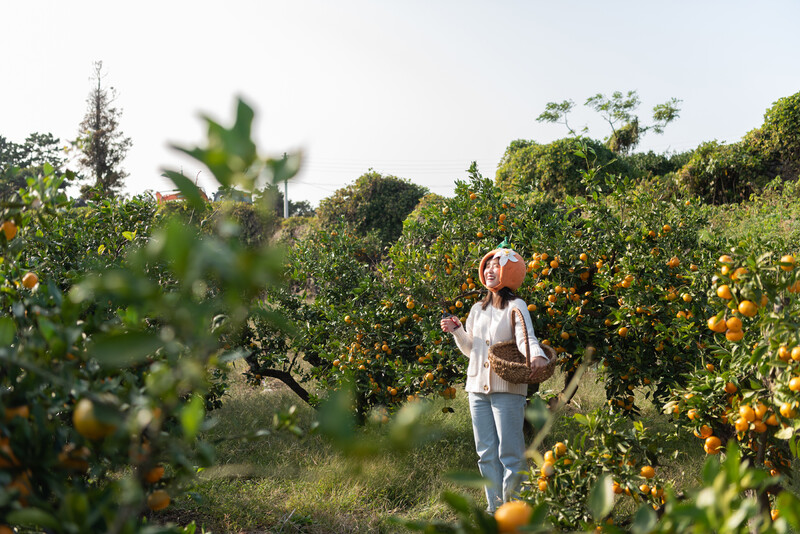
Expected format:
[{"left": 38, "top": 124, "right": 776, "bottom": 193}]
[
  {"left": 573, "top": 413, "right": 590, "bottom": 426},
  {"left": 525, "top": 396, "right": 550, "bottom": 430},
  {"left": 97, "top": 243, "right": 105, "bottom": 255},
  {"left": 0, "top": 317, "right": 16, "bottom": 346},
  {"left": 6, "top": 508, "right": 60, "bottom": 529},
  {"left": 162, "top": 170, "right": 208, "bottom": 210},
  {"left": 530, "top": 502, "right": 549, "bottom": 529},
  {"left": 181, "top": 395, "right": 205, "bottom": 439},
  {"left": 122, "top": 230, "right": 136, "bottom": 241},
  {"left": 701, "top": 455, "right": 720, "bottom": 486},
  {"left": 631, "top": 503, "right": 658, "bottom": 534},
  {"left": 776, "top": 491, "right": 800, "bottom": 529},
  {"left": 774, "top": 426, "right": 795, "bottom": 440},
  {"left": 588, "top": 474, "right": 615, "bottom": 520},
  {"left": 440, "top": 490, "right": 471, "bottom": 515},
  {"left": 90, "top": 331, "right": 163, "bottom": 368},
  {"left": 266, "top": 152, "right": 302, "bottom": 185}
]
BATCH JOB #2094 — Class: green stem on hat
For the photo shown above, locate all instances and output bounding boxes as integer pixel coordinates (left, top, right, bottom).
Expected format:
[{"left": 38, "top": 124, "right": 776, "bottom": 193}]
[{"left": 497, "top": 237, "right": 511, "bottom": 249}]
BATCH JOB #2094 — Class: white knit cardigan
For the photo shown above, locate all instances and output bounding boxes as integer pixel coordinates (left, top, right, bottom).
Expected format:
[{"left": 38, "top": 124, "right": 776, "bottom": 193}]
[{"left": 453, "top": 298, "right": 547, "bottom": 395}]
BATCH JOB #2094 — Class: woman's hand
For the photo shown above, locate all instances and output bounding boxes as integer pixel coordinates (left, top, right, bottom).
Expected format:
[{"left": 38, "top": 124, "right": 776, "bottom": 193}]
[
  {"left": 440, "top": 316, "right": 462, "bottom": 333},
  {"left": 529, "top": 356, "right": 548, "bottom": 374}
]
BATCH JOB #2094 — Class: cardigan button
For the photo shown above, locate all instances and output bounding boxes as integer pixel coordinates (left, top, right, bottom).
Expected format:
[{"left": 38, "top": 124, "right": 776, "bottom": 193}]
[
  {"left": 483, "top": 385, "right": 489, "bottom": 391},
  {"left": 486, "top": 339, "right": 491, "bottom": 346},
  {"left": 483, "top": 361, "right": 489, "bottom": 368}
]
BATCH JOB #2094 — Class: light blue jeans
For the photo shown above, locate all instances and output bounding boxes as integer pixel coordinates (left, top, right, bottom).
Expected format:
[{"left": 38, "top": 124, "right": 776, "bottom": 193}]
[{"left": 468, "top": 392, "right": 527, "bottom": 512}]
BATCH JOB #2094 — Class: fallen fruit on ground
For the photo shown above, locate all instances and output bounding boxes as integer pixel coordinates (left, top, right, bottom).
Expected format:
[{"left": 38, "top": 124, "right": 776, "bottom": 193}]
[{"left": 495, "top": 500, "right": 533, "bottom": 533}]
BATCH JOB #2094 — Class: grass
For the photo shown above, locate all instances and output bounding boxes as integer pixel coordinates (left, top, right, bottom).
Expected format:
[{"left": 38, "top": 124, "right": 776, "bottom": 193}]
[
  {"left": 155, "top": 362, "right": 791, "bottom": 533},
  {"left": 158, "top": 362, "right": 482, "bottom": 532}
]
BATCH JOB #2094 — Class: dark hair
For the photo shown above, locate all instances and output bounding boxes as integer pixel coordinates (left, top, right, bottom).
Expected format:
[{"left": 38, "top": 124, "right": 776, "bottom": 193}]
[{"left": 481, "top": 287, "right": 517, "bottom": 310}]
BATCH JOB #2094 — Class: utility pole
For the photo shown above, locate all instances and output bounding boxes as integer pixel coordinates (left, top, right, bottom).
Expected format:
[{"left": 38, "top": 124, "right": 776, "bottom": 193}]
[{"left": 283, "top": 152, "right": 289, "bottom": 218}]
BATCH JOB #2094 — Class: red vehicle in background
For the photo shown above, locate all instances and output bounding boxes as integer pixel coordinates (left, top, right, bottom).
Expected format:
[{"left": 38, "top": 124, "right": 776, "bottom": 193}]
[{"left": 155, "top": 188, "right": 209, "bottom": 204}]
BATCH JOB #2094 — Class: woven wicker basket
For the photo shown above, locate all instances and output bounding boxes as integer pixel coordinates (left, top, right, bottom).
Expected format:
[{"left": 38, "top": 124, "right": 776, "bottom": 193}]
[{"left": 488, "top": 307, "right": 558, "bottom": 384}]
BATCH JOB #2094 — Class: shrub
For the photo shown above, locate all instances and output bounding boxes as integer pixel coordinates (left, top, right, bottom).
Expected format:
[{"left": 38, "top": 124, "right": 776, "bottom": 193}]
[
  {"left": 676, "top": 91, "right": 800, "bottom": 204},
  {"left": 316, "top": 171, "right": 428, "bottom": 245},
  {"left": 676, "top": 140, "right": 769, "bottom": 204},
  {"left": 495, "top": 137, "right": 631, "bottom": 197}
]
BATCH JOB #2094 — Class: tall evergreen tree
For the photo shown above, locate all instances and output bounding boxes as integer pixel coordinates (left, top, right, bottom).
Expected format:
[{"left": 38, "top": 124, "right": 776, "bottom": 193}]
[
  {"left": 76, "top": 61, "right": 132, "bottom": 197},
  {"left": 0, "top": 132, "right": 67, "bottom": 198}
]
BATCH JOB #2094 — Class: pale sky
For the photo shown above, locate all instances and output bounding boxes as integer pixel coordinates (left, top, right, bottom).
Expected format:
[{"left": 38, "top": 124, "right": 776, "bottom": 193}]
[{"left": 2, "top": 1, "right": 799, "bottom": 207}]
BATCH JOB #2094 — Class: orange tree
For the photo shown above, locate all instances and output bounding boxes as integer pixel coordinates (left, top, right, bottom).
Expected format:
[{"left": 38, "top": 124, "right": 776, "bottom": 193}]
[
  {"left": 665, "top": 247, "right": 799, "bottom": 514},
  {"left": 244, "top": 156, "right": 718, "bottom": 418},
  {"left": 389, "top": 162, "right": 715, "bottom": 413},
  {"left": 518, "top": 408, "right": 674, "bottom": 530},
  {"left": 0, "top": 99, "right": 296, "bottom": 531}
]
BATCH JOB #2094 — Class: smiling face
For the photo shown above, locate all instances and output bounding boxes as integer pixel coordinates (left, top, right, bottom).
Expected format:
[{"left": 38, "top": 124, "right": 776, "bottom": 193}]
[
  {"left": 483, "top": 257, "right": 501, "bottom": 289},
  {"left": 478, "top": 248, "right": 527, "bottom": 292}
]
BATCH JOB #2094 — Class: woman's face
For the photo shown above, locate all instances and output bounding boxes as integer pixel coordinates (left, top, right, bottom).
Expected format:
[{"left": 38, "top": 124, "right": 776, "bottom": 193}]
[{"left": 483, "top": 258, "right": 501, "bottom": 289}]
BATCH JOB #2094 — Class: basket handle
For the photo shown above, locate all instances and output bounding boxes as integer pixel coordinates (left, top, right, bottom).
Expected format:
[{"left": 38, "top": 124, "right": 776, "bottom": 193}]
[{"left": 510, "top": 307, "right": 531, "bottom": 369}]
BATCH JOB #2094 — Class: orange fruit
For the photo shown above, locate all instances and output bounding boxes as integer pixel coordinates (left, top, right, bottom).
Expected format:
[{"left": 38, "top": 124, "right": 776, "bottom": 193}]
[
  {"left": 766, "top": 414, "right": 779, "bottom": 426},
  {"left": 734, "top": 418, "right": 749, "bottom": 432},
  {"left": 1, "top": 220, "right": 17, "bottom": 241},
  {"left": 73, "top": 398, "right": 116, "bottom": 440},
  {"left": 718, "top": 255, "right": 734, "bottom": 264},
  {"left": 3, "top": 405, "right": 30, "bottom": 422},
  {"left": 726, "top": 329, "right": 744, "bottom": 342},
  {"left": 716, "top": 285, "right": 733, "bottom": 299},
  {"left": 724, "top": 382, "right": 737, "bottom": 394},
  {"left": 640, "top": 465, "right": 655, "bottom": 479},
  {"left": 145, "top": 465, "right": 165, "bottom": 484},
  {"left": 618, "top": 327, "right": 629, "bottom": 338},
  {"left": 779, "top": 254, "right": 795, "bottom": 272},
  {"left": 57, "top": 443, "right": 90, "bottom": 472},
  {"left": 771, "top": 509, "right": 780, "bottom": 520},
  {"left": 495, "top": 500, "right": 533, "bottom": 533},
  {"left": 541, "top": 462, "right": 555, "bottom": 478},
  {"left": 738, "top": 300, "right": 757, "bottom": 318},
  {"left": 779, "top": 402, "right": 796, "bottom": 418},
  {"left": 147, "top": 489, "right": 171, "bottom": 511},
  {"left": 537, "top": 478, "right": 548, "bottom": 491},
  {"left": 708, "top": 316, "right": 727, "bottom": 333},
  {"left": 554, "top": 442, "right": 567, "bottom": 457},
  {"left": 0, "top": 437, "right": 20, "bottom": 469},
  {"left": 8, "top": 470, "right": 32, "bottom": 503},
  {"left": 725, "top": 317, "right": 742, "bottom": 331},
  {"left": 698, "top": 425, "right": 713, "bottom": 439},
  {"left": 739, "top": 405, "right": 756, "bottom": 422},
  {"left": 731, "top": 267, "right": 748, "bottom": 280},
  {"left": 792, "top": 346, "right": 800, "bottom": 361},
  {"left": 21, "top": 272, "right": 38, "bottom": 289},
  {"left": 704, "top": 436, "right": 722, "bottom": 454},
  {"left": 789, "top": 377, "right": 800, "bottom": 392}
]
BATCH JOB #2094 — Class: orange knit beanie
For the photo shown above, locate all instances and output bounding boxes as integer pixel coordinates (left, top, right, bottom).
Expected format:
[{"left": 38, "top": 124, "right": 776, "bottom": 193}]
[{"left": 478, "top": 245, "right": 526, "bottom": 293}]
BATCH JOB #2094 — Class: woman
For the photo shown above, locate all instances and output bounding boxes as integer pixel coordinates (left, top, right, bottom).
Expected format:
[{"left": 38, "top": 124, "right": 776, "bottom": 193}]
[{"left": 440, "top": 245, "right": 549, "bottom": 512}]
